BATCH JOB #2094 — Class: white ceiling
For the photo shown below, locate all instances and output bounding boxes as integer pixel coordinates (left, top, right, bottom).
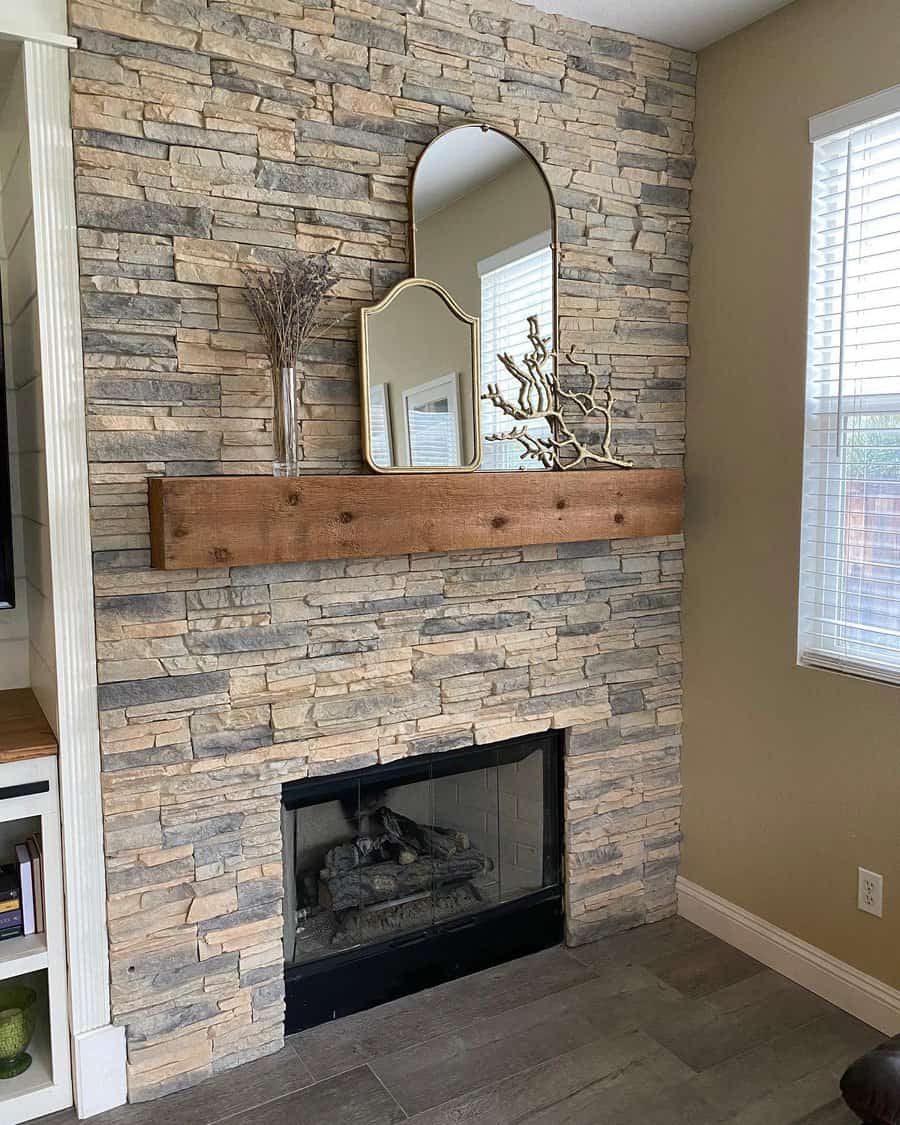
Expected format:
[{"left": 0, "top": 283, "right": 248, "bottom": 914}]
[{"left": 530, "top": 0, "right": 795, "bottom": 50}]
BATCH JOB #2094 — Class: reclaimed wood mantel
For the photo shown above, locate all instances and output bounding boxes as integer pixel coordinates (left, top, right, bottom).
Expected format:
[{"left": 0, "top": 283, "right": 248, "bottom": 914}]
[{"left": 148, "top": 469, "right": 683, "bottom": 570}]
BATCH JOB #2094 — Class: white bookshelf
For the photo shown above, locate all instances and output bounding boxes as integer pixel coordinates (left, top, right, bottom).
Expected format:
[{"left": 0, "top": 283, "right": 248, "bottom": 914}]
[
  {"left": 0, "top": 754, "right": 72, "bottom": 1123},
  {"left": 0, "top": 933, "right": 48, "bottom": 980}
]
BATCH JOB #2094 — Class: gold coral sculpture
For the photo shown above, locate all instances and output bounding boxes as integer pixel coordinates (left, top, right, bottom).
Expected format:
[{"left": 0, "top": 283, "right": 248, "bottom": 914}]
[{"left": 481, "top": 316, "right": 633, "bottom": 470}]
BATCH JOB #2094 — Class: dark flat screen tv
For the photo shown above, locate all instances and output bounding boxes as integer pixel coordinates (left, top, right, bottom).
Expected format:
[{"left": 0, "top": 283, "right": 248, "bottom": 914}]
[{"left": 0, "top": 275, "right": 14, "bottom": 611}]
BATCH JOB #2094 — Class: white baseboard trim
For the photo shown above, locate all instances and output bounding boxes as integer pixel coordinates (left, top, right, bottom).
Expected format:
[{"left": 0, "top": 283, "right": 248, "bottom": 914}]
[
  {"left": 677, "top": 876, "right": 900, "bottom": 1037},
  {"left": 73, "top": 1025, "right": 128, "bottom": 1118}
]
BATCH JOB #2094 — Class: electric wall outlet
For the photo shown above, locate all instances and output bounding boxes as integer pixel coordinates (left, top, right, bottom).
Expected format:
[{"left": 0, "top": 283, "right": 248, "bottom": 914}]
[{"left": 858, "top": 867, "right": 884, "bottom": 918}]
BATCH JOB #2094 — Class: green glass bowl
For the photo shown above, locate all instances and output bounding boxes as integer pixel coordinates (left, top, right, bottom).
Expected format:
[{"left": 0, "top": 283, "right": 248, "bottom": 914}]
[{"left": 0, "top": 985, "right": 37, "bottom": 1079}]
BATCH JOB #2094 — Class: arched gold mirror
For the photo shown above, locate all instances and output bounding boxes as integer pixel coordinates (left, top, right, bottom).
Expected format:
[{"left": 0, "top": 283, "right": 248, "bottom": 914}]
[
  {"left": 412, "top": 124, "right": 557, "bottom": 471},
  {"left": 359, "top": 124, "right": 558, "bottom": 473},
  {"left": 360, "top": 278, "right": 480, "bottom": 473}
]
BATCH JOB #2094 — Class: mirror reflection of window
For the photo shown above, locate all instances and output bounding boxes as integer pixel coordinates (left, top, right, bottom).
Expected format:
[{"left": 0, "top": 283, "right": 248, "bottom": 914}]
[
  {"left": 479, "top": 240, "right": 553, "bottom": 471},
  {"left": 368, "top": 383, "right": 393, "bottom": 467},
  {"left": 403, "top": 374, "right": 461, "bottom": 467}
]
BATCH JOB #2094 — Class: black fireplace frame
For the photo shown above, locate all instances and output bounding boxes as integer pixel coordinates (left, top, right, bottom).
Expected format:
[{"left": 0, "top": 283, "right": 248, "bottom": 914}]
[{"left": 282, "top": 730, "right": 565, "bottom": 1034}]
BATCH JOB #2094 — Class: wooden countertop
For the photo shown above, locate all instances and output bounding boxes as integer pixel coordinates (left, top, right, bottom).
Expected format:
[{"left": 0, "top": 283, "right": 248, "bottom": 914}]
[{"left": 0, "top": 688, "right": 58, "bottom": 764}]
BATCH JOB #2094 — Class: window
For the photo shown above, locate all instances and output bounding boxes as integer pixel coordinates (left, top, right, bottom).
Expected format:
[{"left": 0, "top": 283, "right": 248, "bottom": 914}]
[
  {"left": 799, "top": 93, "right": 900, "bottom": 684},
  {"left": 479, "top": 236, "right": 553, "bottom": 471}
]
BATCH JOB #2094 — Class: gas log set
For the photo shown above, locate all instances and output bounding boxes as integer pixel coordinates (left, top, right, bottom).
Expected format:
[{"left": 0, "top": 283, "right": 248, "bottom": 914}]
[{"left": 290, "top": 806, "right": 494, "bottom": 960}]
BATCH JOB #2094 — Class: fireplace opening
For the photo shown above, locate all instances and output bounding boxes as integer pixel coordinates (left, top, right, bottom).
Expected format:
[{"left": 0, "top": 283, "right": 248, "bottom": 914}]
[{"left": 282, "top": 731, "right": 564, "bottom": 1033}]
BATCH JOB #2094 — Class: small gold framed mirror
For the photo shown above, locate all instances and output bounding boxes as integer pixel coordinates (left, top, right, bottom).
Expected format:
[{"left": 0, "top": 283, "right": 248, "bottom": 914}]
[{"left": 359, "top": 278, "right": 481, "bottom": 473}]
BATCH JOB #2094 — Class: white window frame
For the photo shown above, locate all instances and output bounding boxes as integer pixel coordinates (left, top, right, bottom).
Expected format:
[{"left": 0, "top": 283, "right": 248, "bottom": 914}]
[{"left": 799, "top": 87, "right": 900, "bottom": 686}]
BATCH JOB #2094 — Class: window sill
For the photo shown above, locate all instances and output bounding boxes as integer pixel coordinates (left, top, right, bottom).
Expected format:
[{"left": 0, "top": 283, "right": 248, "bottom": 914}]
[{"left": 798, "top": 651, "right": 900, "bottom": 689}]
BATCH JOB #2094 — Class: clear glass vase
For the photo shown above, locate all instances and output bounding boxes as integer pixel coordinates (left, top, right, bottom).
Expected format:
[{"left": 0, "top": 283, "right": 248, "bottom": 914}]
[{"left": 272, "top": 365, "right": 300, "bottom": 477}]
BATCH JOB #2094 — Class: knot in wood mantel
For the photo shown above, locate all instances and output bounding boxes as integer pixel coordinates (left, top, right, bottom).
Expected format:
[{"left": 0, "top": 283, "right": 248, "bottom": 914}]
[{"left": 149, "top": 471, "right": 683, "bottom": 570}]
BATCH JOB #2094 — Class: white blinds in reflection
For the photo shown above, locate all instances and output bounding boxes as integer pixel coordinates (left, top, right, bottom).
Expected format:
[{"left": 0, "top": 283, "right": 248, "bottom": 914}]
[
  {"left": 368, "top": 384, "right": 392, "bottom": 466},
  {"left": 799, "top": 108, "right": 900, "bottom": 683},
  {"left": 479, "top": 245, "right": 553, "bottom": 471},
  {"left": 407, "top": 408, "right": 456, "bottom": 466}
]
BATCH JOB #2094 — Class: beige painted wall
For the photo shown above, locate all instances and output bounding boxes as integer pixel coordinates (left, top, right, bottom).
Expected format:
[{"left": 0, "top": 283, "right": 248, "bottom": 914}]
[{"left": 684, "top": 0, "right": 900, "bottom": 987}]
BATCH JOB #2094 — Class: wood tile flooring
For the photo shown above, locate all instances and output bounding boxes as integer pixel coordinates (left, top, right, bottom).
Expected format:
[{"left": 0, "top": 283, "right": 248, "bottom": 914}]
[{"left": 39, "top": 918, "right": 879, "bottom": 1124}]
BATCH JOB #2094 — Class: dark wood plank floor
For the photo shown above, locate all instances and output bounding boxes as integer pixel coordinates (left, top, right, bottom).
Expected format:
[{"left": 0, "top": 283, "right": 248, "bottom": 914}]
[{"left": 38, "top": 918, "right": 879, "bottom": 1124}]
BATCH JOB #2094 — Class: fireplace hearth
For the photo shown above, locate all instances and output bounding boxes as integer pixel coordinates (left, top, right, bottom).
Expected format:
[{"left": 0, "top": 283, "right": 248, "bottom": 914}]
[{"left": 282, "top": 732, "right": 564, "bottom": 1033}]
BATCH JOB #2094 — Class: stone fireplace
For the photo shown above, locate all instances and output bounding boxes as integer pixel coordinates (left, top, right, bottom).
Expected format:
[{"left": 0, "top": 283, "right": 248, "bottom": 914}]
[
  {"left": 96, "top": 538, "right": 683, "bottom": 1099},
  {"left": 71, "top": 0, "right": 693, "bottom": 1103},
  {"left": 282, "top": 731, "right": 564, "bottom": 1032}
]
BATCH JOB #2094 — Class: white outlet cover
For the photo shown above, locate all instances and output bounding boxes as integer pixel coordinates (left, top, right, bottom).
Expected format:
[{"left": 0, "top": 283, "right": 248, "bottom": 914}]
[{"left": 858, "top": 867, "right": 884, "bottom": 918}]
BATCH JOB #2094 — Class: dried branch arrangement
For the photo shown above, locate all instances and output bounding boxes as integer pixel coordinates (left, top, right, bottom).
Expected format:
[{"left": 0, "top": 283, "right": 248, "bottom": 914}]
[
  {"left": 482, "top": 315, "right": 632, "bottom": 470},
  {"left": 242, "top": 251, "right": 338, "bottom": 372}
]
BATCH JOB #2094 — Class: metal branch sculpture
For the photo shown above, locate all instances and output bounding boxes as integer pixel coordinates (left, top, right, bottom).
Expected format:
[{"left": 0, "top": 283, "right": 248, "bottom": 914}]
[{"left": 482, "top": 315, "right": 632, "bottom": 470}]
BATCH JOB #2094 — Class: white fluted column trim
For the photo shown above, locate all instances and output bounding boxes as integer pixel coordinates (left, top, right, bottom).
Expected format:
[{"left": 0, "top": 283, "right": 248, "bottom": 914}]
[{"left": 23, "top": 38, "right": 127, "bottom": 1117}]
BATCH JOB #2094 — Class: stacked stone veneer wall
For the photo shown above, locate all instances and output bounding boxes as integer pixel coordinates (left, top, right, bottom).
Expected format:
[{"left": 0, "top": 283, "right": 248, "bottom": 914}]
[{"left": 69, "top": 0, "right": 694, "bottom": 1101}]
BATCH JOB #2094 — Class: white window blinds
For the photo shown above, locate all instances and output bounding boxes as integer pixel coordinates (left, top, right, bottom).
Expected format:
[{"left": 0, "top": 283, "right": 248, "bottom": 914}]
[
  {"left": 368, "top": 384, "right": 392, "bottom": 466},
  {"left": 479, "top": 244, "right": 553, "bottom": 472},
  {"left": 799, "top": 102, "right": 900, "bottom": 684}
]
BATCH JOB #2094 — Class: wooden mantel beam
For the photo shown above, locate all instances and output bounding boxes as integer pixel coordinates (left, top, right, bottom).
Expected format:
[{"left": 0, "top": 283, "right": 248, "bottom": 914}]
[{"left": 148, "top": 469, "right": 683, "bottom": 571}]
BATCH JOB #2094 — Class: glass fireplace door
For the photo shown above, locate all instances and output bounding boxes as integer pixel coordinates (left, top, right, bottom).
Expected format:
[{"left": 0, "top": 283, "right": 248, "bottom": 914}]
[{"left": 283, "top": 737, "right": 561, "bottom": 972}]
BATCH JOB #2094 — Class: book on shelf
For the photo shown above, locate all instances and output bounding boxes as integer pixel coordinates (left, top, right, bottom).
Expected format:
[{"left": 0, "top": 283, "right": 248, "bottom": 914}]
[
  {"left": 16, "top": 843, "right": 35, "bottom": 936},
  {"left": 27, "top": 836, "right": 44, "bottom": 933},
  {"left": 0, "top": 907, "right": 24, "bottom": 940},
  {"left": 0, "top": 863, "right": 23, "bottom": 940},
  {"left": 0, "top": 862, "right": 18, "bottom": 906},
  {"left": 0, "top": 834, "right": 45, "bottom": 942}
]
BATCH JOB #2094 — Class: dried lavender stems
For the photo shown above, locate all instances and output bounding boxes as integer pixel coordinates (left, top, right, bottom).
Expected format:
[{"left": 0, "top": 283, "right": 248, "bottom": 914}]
[
  {"left": 242, "top": 252, "right": 338, "bottom": 373},
  {"left": 242, "top": 252, "right": 338, "bottom": 475}
]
